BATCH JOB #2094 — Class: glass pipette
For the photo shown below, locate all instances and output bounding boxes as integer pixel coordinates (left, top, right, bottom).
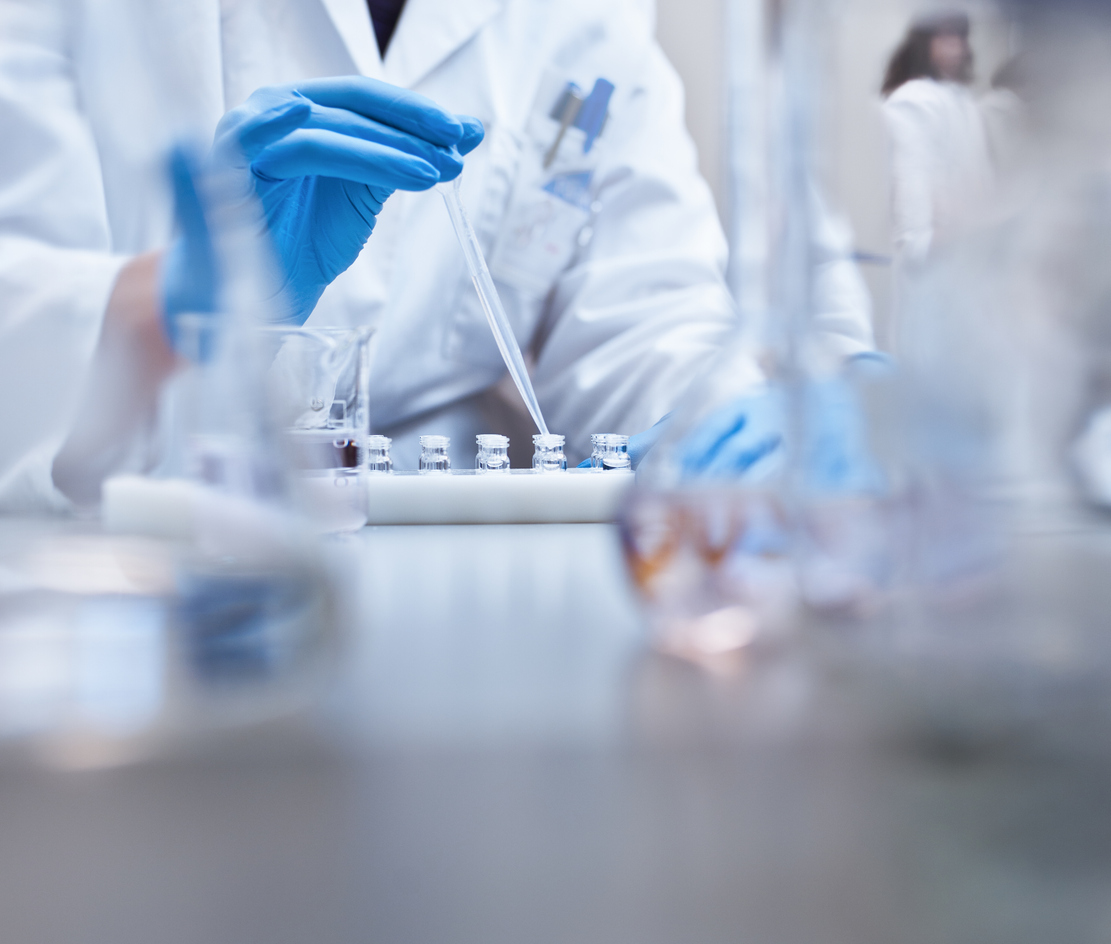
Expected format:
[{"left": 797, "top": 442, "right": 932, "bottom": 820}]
[{"left": 438, "top": 176, "right": 549, "bottom": 436}]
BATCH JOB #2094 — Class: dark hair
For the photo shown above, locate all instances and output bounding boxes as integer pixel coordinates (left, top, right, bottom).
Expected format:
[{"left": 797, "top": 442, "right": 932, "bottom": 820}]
[{"left": 882, "top": 11, "right": 972, "bottom": 97}]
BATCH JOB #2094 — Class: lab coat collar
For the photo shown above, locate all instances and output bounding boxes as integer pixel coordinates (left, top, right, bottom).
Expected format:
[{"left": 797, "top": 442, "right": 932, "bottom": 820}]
[
  {"left": 318, "top": 0, "right": 386, "bottom": 79},
  {"left": 384, "top": 0, "right": 504, "bottom": 89}
]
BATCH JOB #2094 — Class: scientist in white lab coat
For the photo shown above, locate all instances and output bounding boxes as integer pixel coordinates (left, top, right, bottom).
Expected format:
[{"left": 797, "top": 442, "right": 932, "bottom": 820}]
[
  {"left": 0, "top": 0, "right": 873, "bottom": 508},
  {"left": 881, "top": 10, "right": 994, "bottom": 264}
]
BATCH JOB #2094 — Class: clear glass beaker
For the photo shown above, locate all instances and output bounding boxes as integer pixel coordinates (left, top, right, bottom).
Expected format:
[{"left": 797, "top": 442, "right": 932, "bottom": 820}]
[{"left": 253, "top": 325, "right": 376, "bottom": 475}]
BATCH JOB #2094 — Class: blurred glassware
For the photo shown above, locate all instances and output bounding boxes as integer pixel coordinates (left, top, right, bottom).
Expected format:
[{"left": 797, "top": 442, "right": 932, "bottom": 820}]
[
  {"left": 0, "top": 522, "right": 336, "bottom": 770},
  {"left": 162, "top": 320, "right": 376, "bottom": 533},
  {"left": 628, "top": 0, "right": 1111, "bottom": 762},
  {"left": 263, "top": 324, "right": 376, "bottom": 532},
  {"left": 622, "top": 0, "right": 1015, "bottom": 655}
]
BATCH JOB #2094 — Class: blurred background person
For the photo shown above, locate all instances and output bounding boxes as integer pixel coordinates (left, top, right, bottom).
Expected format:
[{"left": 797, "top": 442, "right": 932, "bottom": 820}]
[{"left": 881, "top": 10, "right": 994, "bottom": 266}]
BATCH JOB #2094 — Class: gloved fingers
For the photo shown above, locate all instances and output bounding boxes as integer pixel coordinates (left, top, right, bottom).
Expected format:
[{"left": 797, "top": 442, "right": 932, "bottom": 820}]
[
  {"left": 678, "top": 407, "right": 750, "bottom": 474},
  {"left": 301, "top": 103, "right": 464, "bottom": 181},
  {"left": 250, "top": 128, "right": 440, "bottom": 191},
  {"left": 288, "top": 76, "right": 463, "bottom": 147},
  {"left": 213, "top": 98, "right": 312, "bottom": 166},
  {"left": 677, "top": 393, "right": 785, "bottom": 477},
  {"left": 700, "top": 432, "right": 783, "bottom": 478},
  {"left": 456, "top": 115, "right": 486, "bottom": 156}
]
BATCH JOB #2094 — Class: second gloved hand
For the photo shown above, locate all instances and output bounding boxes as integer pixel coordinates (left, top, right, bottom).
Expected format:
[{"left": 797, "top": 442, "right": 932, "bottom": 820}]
[
  {"left": 580, "top": 397, "right": 783, "bottom": 476},
  {"left": 171, "top": 76, "right": 484, "bottom": 330},
  {"left": 600, "top": 373, "right": 885, "bottom": 491}
]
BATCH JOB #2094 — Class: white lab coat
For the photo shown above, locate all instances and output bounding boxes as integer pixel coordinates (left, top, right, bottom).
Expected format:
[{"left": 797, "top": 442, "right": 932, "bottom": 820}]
[
  {"left": 0, "top": 0, "right": 873, "bottom": 503},
  {"left": 883, "top": 78, "right": 994, "bottom": 264}
]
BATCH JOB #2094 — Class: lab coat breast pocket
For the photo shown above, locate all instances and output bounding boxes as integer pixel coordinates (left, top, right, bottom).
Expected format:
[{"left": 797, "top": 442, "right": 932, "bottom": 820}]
[
  {"left": 487, "top": 83, "right": 602, "bottom": 297},
  {"left": 446, "top": 78, "right": 603, "bottom": 370}
]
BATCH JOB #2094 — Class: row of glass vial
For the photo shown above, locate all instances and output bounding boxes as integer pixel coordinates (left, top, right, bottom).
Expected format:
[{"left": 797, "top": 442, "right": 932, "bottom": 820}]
[{"left": 363, "top": 433, "right": 631, "bottom": 473}]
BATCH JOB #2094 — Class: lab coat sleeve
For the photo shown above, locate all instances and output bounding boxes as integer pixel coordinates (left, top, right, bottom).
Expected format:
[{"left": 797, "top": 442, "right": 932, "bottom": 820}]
[
  {"left": 531, "top": 41, "right": 748, "bottom": 444},
  {"left": 883, "top": 88, "right": 936, "bottom": 264},
  {"left": 0, "top": 0, "right": 129, "bottom": 512}
]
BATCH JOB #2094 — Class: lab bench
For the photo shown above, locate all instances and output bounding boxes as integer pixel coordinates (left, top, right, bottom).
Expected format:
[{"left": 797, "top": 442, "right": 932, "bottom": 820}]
[{"left": 0, "top": 519, "right": 1109, "bottom": 943}]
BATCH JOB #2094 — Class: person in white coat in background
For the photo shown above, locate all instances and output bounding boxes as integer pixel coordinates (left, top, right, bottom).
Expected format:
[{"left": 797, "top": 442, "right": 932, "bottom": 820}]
[
  {"left": 881, "top": 11, "right": 994, "bottom": 266},
  {"left": 0, "top": 0, "right": 874, "bottom": 510}
]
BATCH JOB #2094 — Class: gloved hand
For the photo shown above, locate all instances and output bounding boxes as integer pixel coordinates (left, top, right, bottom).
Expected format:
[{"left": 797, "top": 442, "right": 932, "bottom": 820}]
[
  {"left": 594, "top": 376, "right": 885, "bottom": 492},
  {"left": 575, "top": 399, "right": 781, "bottom": 476},
  {"left": 162, "top": 76, "right": 485, "bottom": 341},
  {"left": 674, "top": 392, "right": 786, "bottom": 480},
  {"left": 678, "top": 382, "right": 885, "bottom": 491}
]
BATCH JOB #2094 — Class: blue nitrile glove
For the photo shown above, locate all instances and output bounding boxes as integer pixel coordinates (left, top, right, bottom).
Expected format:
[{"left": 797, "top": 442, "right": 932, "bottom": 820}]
[
  {"left": 575, "top": 400, "right": 781, "bottom": 476},
  {"left": 677, "top": 382, "right": 883, "bottom": 491},
  {"left": 603, "top": 377, "right": 885, "bottom": 491},
  {"left": 676, "top": 392, "right": 786, "bottom": 480},
  {"left": 212, "top": 78, "right": 484, "bottom": 324},
  {"left": 162, "top": 77, "right": 484, "bottom": 338},
  {"left": 800, "top": 380, "right": 885, "bottom": 493}
]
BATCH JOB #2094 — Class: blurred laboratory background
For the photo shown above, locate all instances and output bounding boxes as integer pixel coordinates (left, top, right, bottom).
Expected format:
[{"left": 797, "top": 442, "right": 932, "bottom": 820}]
[
  {"left": 3, "top": 0, "right": 1111, "bottom": 941},
  {"left": 657, "top": 0, "right": 1014, "bottom": 347}
]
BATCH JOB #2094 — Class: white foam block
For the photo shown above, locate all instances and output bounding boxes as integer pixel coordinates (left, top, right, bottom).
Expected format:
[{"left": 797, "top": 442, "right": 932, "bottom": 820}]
[
  {"left": 102, "top": 475, "right": 202, "bottom": 540},
  {"left": 364, "top": 469, "right": 635, "bottom": 525}
]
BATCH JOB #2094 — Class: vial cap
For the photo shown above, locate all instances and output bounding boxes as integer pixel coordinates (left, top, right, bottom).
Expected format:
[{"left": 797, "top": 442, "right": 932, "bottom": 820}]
[{"left": 420, "top": 435, "right": 450, "bottom": 448}]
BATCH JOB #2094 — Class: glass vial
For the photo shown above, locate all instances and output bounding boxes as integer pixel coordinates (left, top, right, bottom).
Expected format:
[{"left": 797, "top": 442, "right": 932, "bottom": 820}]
[
  {"left": 364, "top": 435, "right": 393, "bottom": 473},
  {"left": 532, "top": 434, "right": 567, "bottom": 472},
  {"left": 590, "top": 433, "right": 631, "bottom": 471},
  {"left": 475, "top": 434, "right": 511, "bottom": 473},
  {"left": 419, "top": 435, "right": 451, "bottom": 473}
]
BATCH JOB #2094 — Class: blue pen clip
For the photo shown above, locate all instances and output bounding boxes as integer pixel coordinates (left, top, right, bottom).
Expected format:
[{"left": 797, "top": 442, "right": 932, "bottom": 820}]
[
  {"left": 573, "top": 78, "right": 614, "bottom": 154},
  {"left": 543, "top": 78, "right": 614, "bottom": 168}
]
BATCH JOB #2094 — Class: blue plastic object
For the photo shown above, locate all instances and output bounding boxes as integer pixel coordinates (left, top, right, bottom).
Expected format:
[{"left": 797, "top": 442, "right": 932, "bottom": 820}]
[
  {"left": 160, "top": 147, "right": 218, "bottom": 357},
  {"left": 573, "top": 79, "right": 614, "bottom": 153},
  {"left": 598, "top": 374, "right": 886, "bottom": 491},
  {"left": 676, "top": 394, "right": 785, "bottom": 480}
]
